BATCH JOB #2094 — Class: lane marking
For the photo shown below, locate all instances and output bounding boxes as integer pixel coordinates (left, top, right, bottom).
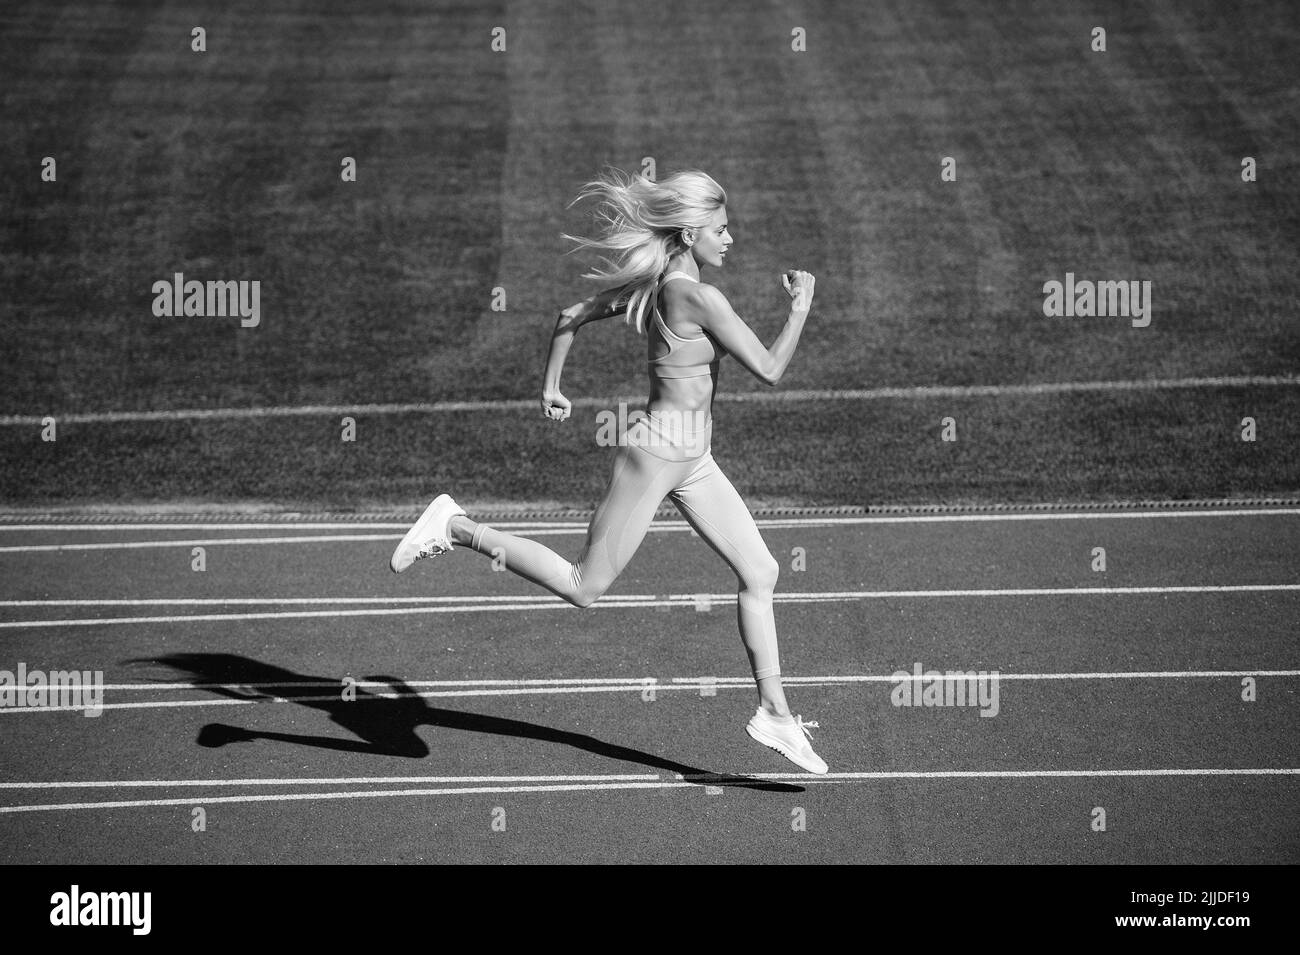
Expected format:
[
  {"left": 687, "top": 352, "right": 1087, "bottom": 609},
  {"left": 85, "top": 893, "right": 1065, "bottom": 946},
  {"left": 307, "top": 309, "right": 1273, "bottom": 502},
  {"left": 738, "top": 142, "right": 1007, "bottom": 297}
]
[
  {"left": 4, "top": 669, "right": 1297, "bottom": 714},
  {"left": 0, "top": 685, "right": 679, "bottom": 713},
  {"left": 3, "top": 584, "right": 1298, "bottom": 611},
  {"left": 0, "top": 774, "right": 662, "bottom": 790},
  {"left": 745, "top": 769, "right": 1300, "bottom": 779},
  {"left": 2, "top": 768, "right": 1296, "bottom": 813},
  {"left": 0, "top": 596, "right": 651, "bottom": 607},
  {"left": 0, "top": 601, "right": 627, "bottom": 629},
  {"left": 24, "top": 670, "right": 1300, "bottom": 693},
  {"left": 3, "top": 374, "right": 1296, "bottom": 426},
  {"left": 0, "top": 534, "right": 403, "bottom": 553},
  {"left": 96, "top": 677, "right": 662, "bottom": 690},
  {"left": 0, "top": 781, "right": 701, "bottom": 813},
  {"left": 749, "top": 509, "right": 1300, "bottom": 524},
  {"left": 673, "top": 670, "right": 1300, "bottom": 683},
  {"left": 2, "top": 584, "right": 1296, "bottom": 629},
  {"left": 5, "top": 765, "right": 1296, "bottom": 792},
  {"left": 0, "top": 522, "right": 586, "bottom": 532},
  {"left": 1, "top": 508, "right": 1298, "bottom": 540}
]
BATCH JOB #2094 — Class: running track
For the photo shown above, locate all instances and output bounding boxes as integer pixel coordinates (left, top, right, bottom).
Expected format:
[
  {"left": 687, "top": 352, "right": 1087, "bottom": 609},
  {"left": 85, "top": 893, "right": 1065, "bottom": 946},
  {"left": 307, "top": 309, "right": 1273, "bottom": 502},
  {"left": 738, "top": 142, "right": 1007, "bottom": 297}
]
[{"left": 0, "top": 506, "right": 1296, "bottom": 864}]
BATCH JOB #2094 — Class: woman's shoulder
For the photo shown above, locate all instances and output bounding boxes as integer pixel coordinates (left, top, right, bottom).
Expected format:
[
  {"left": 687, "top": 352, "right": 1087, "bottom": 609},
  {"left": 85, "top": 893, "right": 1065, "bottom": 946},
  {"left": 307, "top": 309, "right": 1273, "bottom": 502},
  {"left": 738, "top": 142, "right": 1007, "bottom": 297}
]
[
  {"left": 674, "top": 280, "right": 731, "bottom": 319},
  {"left": 659, "top": 282, "right": 735, "bottom": 342},
  {"left": 661, "top": 276, "right": 726, "bottom": 303}
]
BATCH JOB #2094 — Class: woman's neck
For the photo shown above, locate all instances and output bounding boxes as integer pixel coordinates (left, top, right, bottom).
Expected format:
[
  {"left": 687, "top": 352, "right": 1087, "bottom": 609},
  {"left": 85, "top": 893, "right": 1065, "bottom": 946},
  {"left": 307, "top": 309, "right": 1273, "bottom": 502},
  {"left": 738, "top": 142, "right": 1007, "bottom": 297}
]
[{"left": 666, "top": 254, "right": 701, "bottom": 279}]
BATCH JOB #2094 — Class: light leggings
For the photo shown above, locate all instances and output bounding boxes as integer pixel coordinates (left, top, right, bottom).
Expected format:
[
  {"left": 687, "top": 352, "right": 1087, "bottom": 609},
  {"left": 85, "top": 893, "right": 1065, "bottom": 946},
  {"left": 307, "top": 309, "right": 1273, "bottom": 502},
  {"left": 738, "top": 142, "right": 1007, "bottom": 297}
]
[{"left": 468, "top": 412, "right": 782, "bottom": 680}]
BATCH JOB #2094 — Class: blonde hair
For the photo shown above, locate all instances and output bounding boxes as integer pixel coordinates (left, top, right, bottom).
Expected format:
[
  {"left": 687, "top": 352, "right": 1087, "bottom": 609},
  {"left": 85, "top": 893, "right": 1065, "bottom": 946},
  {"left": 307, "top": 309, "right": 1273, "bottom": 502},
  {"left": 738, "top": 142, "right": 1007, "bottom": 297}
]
[{"left": 564, "top": 166, "right": 727, "bottom": 333}]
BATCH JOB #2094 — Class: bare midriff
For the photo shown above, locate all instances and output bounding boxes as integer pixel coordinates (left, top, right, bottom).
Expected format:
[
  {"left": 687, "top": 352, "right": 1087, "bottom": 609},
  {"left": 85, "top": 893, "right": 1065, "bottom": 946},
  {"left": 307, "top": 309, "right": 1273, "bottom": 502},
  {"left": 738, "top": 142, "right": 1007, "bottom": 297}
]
[{"left": 646, "top": 366, "right": 716, "bottom": 422}]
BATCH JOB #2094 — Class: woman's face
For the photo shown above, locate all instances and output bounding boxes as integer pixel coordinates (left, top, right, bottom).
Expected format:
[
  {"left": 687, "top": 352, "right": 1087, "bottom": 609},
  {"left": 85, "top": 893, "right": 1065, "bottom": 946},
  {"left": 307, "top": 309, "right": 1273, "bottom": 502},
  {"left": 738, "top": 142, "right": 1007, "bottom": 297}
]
[{"left": 690, "top": 206, "right": 732, "bottom": 269}]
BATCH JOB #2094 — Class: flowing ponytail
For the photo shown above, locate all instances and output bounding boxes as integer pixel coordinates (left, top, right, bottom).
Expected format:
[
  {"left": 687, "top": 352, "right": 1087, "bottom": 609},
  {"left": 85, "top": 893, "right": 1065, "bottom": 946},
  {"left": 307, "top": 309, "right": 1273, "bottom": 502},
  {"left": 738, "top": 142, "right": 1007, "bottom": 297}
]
[{"left": 564, "top": 166, "right": 727, "bottom": 334}]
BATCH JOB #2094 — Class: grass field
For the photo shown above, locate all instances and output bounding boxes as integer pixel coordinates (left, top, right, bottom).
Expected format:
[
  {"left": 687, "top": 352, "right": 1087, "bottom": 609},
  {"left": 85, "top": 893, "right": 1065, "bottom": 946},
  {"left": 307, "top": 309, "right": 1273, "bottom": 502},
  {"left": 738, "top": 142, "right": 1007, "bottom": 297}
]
[{"left": 2, "top": 0, "right": 1298, "bottom": 510}]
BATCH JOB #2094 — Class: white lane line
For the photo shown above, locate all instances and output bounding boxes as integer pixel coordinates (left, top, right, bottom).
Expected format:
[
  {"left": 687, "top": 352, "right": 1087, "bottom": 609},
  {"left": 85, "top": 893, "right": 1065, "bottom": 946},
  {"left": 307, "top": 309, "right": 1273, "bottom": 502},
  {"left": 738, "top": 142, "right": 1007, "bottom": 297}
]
[
  {"left": 8, "top": 765, "right": 1295, "bottom": 793},
  {"left": 671, "top": 670, "right": 1300, "bottom": 683},
  {"left": 2, "top": 584, "right": 1296, "bottom": 629},
  {"left": 1, "top": 509, "right": 1297, "bottom": 538},
  {"left": 0, "top": 534, "right": 401, "bottom": 553},
  {"left": 0, "top": 596, "right": 646, "bottom": 607},
  {"left": 2, "top": 767, "right": 1296, "bottom": 813},
  {"left": 0, "top": 774, "right": 662, "bottom": 790},
  {"left": 80, "top": 670, "right": 1300, "bottom": 692},
  {"left": 5, "top": 669, "right": 1297, "bottom": 715},
  {"left": 3, "top": 584, "right": 1297, "bottom": 610},
  {"left": 759, "top": 509, "right": 1300, "bottom": 524},
  {"left": 0, "top": 781, "right": 701, "bottom": 813},
  {"left": 3, "top": 582, "right": 1298, "bottom": 608},
  {"left": 2, "top": 374, "right": 1296, "bottom": 426},
  {"left": 0, "top": 528, "right": 644, "bottom": 552},
  {"left": 744, "top": 769, "right": 1300, "bottom": 779},
  {"left": 0, "top": 601, "right": 618, "bottom": 629},
  {"left": 95, "top": 677, "right": 661, "bottom": 690},
  {"left": 0, "top": 527, "right": 585, "bottom": 535},
  {"left": 0, "top": 684, "right": 687, "bottom": 713}
]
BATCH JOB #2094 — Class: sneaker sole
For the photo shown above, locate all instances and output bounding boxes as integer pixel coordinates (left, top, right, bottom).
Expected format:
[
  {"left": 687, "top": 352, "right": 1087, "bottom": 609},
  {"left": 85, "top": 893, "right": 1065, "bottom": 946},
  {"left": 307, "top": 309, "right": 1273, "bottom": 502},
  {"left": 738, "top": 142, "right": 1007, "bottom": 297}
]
[
  {"left": 746, "top": 721, "right": 828, "bottom": 775},
  {"left": 390, "top": 494, "right": 460, "bottom": 573}
]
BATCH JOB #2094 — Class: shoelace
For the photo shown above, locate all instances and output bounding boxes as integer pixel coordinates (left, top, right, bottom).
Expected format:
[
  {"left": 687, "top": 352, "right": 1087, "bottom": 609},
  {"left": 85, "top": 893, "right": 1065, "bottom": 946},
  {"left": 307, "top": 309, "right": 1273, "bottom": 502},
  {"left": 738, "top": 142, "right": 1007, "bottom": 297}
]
[
  {"left": 794, "top": 715, "right": 819, "bottom": 740},
  {"left": 417, "top": 538, "right": 451, "bottom": 559}
]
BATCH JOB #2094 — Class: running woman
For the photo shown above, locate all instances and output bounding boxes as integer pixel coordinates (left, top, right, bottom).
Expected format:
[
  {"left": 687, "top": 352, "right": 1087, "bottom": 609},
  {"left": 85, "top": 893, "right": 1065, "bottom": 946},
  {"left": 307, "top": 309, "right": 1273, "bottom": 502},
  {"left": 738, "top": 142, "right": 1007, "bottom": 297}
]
[{"left": 390, "top": 167, "right": 825, "bottom": 774}]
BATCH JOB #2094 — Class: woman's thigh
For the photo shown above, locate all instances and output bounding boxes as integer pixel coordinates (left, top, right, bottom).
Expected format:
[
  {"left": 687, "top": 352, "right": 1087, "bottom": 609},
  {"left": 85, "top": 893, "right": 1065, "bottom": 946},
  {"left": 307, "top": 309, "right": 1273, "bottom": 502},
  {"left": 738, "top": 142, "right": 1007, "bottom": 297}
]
[
  {"left": 576, "top": 432, "right": 693, "bottom": 591},
  {"left": 668, "top": 453, "right": 777, "bottom": 586}
]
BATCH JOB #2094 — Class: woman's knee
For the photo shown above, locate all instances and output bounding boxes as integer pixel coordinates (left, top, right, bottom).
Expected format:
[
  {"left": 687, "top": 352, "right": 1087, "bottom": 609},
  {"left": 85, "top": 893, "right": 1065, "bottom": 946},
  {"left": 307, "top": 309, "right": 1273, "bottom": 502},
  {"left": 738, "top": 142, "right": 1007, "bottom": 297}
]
[
  {"left": 742, "top": 551, "right": 780, "bottom": 594},
  {"left": 569, "top": 574, "right": 613, "bottom": 609},
  {"left": 569, "top": 590, "right": 598, "bottom": 609}
]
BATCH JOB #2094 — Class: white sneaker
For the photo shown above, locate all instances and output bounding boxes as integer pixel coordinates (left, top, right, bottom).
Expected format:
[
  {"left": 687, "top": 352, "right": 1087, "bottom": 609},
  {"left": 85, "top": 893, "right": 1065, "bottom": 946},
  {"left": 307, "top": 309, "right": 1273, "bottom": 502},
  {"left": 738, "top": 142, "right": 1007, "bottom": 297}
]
[
  {"left": 746, "top": 707, "right": 828, "bottom": 774},
  {"left": 390, "top": 494, "right": 466, "bottom": 573}
]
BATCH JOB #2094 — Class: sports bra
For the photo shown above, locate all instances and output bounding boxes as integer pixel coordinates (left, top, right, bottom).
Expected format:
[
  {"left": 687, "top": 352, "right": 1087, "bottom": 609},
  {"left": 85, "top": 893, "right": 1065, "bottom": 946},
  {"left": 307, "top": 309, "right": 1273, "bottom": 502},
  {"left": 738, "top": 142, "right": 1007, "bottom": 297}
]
[{"left": 647, "top": 271, "right": 722, "bottom": 380}]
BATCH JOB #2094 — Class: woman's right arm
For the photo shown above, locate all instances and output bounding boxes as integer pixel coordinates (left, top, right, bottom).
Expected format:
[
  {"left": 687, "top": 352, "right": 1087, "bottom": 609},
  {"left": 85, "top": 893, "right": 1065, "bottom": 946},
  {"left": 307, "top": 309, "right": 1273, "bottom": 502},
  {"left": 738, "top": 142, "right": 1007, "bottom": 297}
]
[
  {"left": 690, "top": 271, "right": 815, "bottom": 387},
  {"left": 540, "top": 284, "right": 634, "bottom": 420},
  {"left": 561, "top": 284, "right": 634, "bottom": 330}
]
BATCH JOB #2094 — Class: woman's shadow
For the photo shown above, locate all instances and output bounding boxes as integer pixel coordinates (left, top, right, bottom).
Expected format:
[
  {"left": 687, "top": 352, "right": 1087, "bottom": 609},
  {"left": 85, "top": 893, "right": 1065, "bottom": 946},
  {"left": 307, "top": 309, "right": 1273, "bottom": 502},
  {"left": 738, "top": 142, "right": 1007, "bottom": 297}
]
[{"left": 132, "top": 652, "right": 801, "bottom": 793}]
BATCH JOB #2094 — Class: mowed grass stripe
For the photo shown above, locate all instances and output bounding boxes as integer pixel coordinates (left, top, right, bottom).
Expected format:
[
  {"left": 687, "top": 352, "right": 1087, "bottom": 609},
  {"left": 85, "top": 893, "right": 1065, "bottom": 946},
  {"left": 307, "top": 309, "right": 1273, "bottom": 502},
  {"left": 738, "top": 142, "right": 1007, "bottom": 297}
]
[
  {"left": 470, "top": 1, "right": 620, "bottom": 389},
  {"left": 3, "top": 0, "right": 510, "bottom": 412},
  {"left": 1079, "top": 3, "right": 1298, "bottom": 345},
  {"left": 796, "top": 2, "right": 1296, "bottom": 385},
  {"left": 0, "top": 0, "right": 169, "bottom": 408}
]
